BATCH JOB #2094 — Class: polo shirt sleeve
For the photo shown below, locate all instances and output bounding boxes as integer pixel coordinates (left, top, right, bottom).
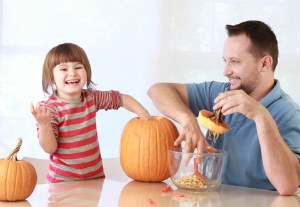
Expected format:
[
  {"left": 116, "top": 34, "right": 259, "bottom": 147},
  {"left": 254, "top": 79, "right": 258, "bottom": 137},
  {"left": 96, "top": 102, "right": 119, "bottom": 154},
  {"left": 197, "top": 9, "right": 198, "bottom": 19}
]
[{"left": 186, "top": 81, "right": 229, "bottom": 116}]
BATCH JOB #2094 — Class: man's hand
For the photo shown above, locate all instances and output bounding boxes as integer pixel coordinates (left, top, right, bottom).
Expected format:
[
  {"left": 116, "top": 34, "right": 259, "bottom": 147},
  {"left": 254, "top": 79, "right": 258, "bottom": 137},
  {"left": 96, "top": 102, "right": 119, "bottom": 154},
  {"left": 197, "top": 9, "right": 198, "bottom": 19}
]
[
  {"left": 213, "top": 89, "right": 264, "bottom": 121},
  {"left": 175, "top": 115, "right": 215, "bottom": 153}
]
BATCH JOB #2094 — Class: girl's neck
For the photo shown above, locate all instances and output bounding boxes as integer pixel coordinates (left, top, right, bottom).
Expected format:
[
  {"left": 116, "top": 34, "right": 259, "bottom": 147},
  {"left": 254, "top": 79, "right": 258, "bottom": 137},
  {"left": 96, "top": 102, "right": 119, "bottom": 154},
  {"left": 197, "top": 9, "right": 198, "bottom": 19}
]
[{"left": 55, "top": 90, "right": 82, "bottom": 103}]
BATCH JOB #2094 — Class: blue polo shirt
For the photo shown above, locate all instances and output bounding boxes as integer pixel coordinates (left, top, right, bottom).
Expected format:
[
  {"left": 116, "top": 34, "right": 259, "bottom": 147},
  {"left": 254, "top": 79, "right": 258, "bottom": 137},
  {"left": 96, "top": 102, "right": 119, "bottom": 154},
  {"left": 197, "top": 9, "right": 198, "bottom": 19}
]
[{"left": 186, "top": 80, "right": 300, "bottom": 190}]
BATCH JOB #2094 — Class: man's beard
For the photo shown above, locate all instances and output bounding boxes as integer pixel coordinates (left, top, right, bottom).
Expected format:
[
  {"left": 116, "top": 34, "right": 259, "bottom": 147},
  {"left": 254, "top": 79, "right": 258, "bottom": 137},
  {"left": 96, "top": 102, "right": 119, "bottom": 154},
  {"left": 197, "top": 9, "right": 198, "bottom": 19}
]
[
  {"left": 239, "top": 84, "right": 256, "bottom": 95},
  {"left": 229, "top": 74, "right": 260, "bottom": 95}
]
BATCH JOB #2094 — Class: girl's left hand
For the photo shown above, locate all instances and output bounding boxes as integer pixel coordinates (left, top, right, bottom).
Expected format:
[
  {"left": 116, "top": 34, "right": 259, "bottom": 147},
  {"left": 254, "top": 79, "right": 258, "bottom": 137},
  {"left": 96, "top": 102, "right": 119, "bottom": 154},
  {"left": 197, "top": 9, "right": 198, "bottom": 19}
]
[
  {"left": 30, "top": 102, "right": 52, "bottom": 125},
  {"left": 139, "top": 111, "right": 151, "bottom": 120}
]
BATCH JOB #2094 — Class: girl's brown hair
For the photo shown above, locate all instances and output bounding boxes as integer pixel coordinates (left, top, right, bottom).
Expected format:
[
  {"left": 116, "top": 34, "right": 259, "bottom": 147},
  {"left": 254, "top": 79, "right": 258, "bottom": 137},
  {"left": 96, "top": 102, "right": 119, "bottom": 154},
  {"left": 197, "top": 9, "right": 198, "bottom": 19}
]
[{"left": 42, "top": 43, "right": 94, "bottom": 95}]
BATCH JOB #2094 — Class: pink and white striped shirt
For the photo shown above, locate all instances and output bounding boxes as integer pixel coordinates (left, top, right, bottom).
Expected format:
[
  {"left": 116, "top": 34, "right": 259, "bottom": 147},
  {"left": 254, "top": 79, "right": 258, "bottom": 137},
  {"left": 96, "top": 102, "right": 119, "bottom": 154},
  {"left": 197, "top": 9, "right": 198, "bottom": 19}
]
[{"left": 38, "top": 89, "right": 121, "bottom": 183}]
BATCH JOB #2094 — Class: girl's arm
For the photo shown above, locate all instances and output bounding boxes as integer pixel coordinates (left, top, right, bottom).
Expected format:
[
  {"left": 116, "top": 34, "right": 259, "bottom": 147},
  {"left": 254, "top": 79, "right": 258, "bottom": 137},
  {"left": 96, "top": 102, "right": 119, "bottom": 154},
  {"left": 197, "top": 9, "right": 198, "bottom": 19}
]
[
  {"left": 30, "top": 103, "right": 57, "bottom": 154},
  {"left": 120, "top": 94, "right": 151, "bottom": 120}
]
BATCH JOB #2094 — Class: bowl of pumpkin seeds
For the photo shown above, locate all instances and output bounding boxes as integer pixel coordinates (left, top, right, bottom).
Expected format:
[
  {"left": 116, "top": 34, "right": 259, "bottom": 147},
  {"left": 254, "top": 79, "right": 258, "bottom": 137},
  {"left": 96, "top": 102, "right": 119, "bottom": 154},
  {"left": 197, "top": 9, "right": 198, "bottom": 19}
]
[{"left": 167, "top": 148, "right": 228, "bottom": 191}]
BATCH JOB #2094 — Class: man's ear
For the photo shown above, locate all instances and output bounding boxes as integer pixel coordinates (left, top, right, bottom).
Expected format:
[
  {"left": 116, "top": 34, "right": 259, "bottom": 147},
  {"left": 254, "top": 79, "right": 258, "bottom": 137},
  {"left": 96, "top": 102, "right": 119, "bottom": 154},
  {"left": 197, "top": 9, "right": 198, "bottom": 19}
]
[{"left": 260, "top": 55, "right": 273, "bottom": 72}]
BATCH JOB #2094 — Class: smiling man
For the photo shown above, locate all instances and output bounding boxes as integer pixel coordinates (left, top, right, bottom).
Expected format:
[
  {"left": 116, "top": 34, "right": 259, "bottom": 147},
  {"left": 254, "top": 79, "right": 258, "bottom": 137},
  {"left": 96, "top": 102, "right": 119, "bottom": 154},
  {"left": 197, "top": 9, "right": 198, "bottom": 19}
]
[{"left": 147, "top": 20, "right": 300, "bottom": 195}]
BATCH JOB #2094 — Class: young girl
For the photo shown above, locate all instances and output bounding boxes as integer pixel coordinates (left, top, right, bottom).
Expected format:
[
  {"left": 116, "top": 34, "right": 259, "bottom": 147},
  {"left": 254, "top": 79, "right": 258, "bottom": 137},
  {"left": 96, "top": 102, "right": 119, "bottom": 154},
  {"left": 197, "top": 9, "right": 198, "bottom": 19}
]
[{"left": 30, "top": 43, "right": 151, "bottom": 183}]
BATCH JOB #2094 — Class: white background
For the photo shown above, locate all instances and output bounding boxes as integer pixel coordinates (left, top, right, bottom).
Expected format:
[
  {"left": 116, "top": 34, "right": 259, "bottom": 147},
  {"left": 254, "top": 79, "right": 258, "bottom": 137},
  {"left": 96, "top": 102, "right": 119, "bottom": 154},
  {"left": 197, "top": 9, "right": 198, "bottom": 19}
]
[{"left": 0, "top": 0, "right": 299, "bottom": 159}]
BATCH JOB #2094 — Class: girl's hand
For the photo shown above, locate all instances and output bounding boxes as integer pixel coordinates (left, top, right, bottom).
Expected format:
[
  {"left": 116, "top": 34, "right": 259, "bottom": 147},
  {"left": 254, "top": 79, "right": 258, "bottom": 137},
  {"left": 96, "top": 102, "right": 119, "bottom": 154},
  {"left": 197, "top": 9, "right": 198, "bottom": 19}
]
[
  {"left": 120, "top": 93, "right": 151, "bottom": 120},
  {"left": 138, "top": 111, "right": 151, "bottom": 120},
  {"left": 30, "top": 102, "right": 52, "bottom": 125}
]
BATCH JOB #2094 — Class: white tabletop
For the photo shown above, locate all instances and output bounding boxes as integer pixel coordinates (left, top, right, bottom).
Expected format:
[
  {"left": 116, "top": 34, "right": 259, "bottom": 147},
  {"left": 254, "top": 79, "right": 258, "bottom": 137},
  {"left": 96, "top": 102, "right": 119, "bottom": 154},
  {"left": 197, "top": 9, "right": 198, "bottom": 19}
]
[{"left": 0, "top": 158, "right": 299, "bottom": 207}]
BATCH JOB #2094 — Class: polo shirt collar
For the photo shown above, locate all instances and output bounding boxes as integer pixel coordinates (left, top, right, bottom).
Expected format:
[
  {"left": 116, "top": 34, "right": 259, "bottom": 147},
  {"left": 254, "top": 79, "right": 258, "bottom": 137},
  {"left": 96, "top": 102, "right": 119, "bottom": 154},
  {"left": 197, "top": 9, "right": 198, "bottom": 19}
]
[{"left": 259, "top": 79, "right": 283, "bottom": 107}]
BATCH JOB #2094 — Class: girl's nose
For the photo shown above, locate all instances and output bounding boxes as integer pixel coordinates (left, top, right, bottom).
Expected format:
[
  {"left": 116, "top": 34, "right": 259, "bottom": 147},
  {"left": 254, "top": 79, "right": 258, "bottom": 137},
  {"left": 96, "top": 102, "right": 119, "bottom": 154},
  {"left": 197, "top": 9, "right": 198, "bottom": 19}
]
[{"left": 68, "top": 68, "right": 77, "bottom": 76}]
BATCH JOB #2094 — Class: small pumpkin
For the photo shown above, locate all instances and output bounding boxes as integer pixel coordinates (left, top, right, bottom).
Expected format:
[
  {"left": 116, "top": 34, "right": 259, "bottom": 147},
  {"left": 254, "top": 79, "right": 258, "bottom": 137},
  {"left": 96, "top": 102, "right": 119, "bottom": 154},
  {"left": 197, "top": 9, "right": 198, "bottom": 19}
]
[
  {"left": 0, "top": 138, "right": 37, "bottom": 201},
  {"left": 120, "top": 116, "right": 180, "bottom": 182}
]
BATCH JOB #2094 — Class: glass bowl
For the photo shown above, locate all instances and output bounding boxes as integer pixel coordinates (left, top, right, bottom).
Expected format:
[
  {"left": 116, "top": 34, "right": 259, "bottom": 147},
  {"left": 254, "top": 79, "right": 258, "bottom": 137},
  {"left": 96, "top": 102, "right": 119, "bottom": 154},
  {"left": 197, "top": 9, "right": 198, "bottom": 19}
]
[{"left": 167, "top": 148, "right": 228, "bottom": 191}]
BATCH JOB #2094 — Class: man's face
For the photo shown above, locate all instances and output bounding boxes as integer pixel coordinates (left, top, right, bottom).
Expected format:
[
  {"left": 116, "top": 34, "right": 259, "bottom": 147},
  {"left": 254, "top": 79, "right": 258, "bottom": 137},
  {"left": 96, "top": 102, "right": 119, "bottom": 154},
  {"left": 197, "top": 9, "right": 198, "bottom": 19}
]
[{"left": 222, "top": 34, "right": 262, "bottom": 95}]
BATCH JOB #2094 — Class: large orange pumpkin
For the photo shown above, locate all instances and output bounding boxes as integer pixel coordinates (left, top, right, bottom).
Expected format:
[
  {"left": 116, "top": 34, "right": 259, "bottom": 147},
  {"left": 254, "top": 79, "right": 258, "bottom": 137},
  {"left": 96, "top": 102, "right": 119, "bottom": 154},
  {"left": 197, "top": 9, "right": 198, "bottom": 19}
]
[
  {"left": 0, "top": 138, "right": 37, "bottom": 201},
  {"left": 120, "top": 116, "right": 180, "bottom": 182}
]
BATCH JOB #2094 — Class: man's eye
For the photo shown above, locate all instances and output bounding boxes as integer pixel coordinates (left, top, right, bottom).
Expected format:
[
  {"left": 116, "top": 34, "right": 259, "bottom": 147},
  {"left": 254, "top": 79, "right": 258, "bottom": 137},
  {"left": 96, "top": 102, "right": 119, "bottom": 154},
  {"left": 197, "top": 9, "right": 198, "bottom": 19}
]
[{"left": 231, "top": 59, "right": 239, "bottom": 64}]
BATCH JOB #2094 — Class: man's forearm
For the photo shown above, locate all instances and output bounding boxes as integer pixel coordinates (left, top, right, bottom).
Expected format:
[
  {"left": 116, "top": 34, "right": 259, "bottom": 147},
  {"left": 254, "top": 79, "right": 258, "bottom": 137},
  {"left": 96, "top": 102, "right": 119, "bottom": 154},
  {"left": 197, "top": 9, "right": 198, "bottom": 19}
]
[
  {"left": 255, "top": 110, "right": 300, "bottom": 195},
  {"left": 147, "top": 83, "right": 192, "bottom": 123}
]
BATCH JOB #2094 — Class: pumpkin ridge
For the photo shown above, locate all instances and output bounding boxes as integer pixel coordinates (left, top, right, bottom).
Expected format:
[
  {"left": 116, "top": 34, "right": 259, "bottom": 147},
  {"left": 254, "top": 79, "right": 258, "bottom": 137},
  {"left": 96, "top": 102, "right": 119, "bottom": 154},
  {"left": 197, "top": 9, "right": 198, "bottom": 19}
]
[
  {"left": 156, "top": 119, "right": 165, "bottom": 181},
  {"left": 120, "top": 119, "right": 133, "bottom": 179},
  {"left": 136, "top": 118, "right": 143, "bottom": 180},
  {"left": 124, "top": 120, "right": 132, "bottom": 177},
  {"left": 164, "top": 119, "right": 179, "bottom": 178},
  {"left": 155, "top": 120, "right": 161, "bottom": 181},
  {"left": 22, "top": 162, "right": 37, "bottom": 199},
  {"left": 132, "top": 119, "right": 138, "bottom": 178},
  {"left": 147, "top": 119, "right": 155, "bottom": 181},
  {"left": 120, "top": 120, "right": 128, "bottom": 175},
  {"left": 166, "top": 121, "right": 173, "bottom": 178},
  {"left": 151, "top": 120, "right": 159, "bottom": 181},
  {"left": 9, "top": 161, "right": 17, "bottom": 200},
  {"left": 130, "top": 118, "right": 140, "bottom": 179},
  {"left": 146, "top": 119, "right": 152, "bottom": 181},
  {"left": 139, "top": 119, "right": 146, "bottom": 181},
  {"left": 2, "top": 161, "right": 9, "bottom": 200},
  {"left": 15, "top": 162, "right": 21, "bottom": 200},
  {"left": 161, "top": 119, "right": 172, "bottom": 179}
]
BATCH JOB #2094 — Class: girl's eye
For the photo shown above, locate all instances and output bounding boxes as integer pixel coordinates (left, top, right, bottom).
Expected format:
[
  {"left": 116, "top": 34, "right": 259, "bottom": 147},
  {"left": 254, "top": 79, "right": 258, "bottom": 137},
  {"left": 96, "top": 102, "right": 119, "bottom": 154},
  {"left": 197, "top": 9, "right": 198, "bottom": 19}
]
[
  {"left": 60, "top": 68, "right": 67, "bottom": 71},
  {"left": 76, "top": 66, "right": 84, "bottom": 70}
]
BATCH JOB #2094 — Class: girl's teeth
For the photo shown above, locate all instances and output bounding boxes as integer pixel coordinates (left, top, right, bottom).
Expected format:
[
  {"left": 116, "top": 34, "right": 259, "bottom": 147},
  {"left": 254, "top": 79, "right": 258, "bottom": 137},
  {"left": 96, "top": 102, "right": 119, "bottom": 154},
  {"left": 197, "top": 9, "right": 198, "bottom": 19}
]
[{"left": 66, "top": 80, "right": 79, "bottom": 84}]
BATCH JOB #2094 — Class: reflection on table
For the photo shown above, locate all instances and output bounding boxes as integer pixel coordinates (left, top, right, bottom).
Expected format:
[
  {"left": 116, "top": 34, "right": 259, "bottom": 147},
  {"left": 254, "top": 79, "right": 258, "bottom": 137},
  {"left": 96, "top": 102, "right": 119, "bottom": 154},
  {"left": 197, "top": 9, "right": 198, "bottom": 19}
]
[
  {"left": 47, "top": 178, "right": 104, "bottom": 206},
  {"left": 0, "top": 157, "right": 299, "bottom": 207},
  {"left": 13, "top": 178, "right": 300, "bottom": 207}
]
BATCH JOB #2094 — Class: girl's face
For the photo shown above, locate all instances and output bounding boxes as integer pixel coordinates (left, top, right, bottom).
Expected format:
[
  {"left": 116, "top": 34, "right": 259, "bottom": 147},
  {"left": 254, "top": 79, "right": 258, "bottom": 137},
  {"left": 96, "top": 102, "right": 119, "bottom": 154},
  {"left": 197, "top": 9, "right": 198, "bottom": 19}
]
[{"left": 52, "top": 62, "right": 87, "bottom": 101}]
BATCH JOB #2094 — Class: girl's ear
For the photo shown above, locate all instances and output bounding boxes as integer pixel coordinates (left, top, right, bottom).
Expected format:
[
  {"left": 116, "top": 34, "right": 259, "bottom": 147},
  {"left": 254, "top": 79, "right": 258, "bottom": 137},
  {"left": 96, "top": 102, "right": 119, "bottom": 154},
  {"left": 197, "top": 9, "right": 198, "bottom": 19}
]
[
  {"left": 50, "top": 78, "right": 55, "bottom": 84},
  {"left": 50, "top": 72, "right": 55, "bottom": 84},
  {"left": 260, "top": 55, "right": 273, "bottom": 72}
]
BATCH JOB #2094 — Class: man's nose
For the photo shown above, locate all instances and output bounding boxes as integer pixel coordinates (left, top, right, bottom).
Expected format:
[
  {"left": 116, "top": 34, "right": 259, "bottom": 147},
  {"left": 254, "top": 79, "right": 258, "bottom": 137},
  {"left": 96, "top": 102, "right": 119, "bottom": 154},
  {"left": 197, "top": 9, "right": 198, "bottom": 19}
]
[{"left": 223, "top": 63, "right": 232, "bottom": 77}]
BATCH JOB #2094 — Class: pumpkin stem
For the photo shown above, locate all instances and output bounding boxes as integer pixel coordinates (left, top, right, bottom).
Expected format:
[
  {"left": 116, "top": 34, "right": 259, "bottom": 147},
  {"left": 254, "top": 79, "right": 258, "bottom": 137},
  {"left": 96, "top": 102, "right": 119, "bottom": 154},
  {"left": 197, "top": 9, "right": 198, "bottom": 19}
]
[{"left": 7, "top": 138, "right": 22, "bottom": 161}]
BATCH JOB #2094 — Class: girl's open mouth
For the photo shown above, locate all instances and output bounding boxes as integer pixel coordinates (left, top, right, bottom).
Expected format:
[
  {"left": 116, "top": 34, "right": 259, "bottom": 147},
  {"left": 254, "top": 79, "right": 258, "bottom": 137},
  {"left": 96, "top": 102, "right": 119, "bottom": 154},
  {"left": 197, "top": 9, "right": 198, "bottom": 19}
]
[{"left": 65, "top": 80, "right": 80, "bottom": 84}]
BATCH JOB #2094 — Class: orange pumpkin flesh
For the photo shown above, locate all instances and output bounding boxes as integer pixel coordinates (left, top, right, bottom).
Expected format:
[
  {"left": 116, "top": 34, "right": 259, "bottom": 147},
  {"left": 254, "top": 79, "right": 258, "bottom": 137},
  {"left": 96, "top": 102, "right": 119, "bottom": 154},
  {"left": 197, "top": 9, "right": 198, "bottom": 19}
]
[
  {"left": 0, "top": 138, "right": 37, "bottom": 201},
  {"left": 120, "top": 116, "right": 180, "bottom": 182},
  {"left": 197, "top": 110, "right": 229, "bottom": 136}
]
